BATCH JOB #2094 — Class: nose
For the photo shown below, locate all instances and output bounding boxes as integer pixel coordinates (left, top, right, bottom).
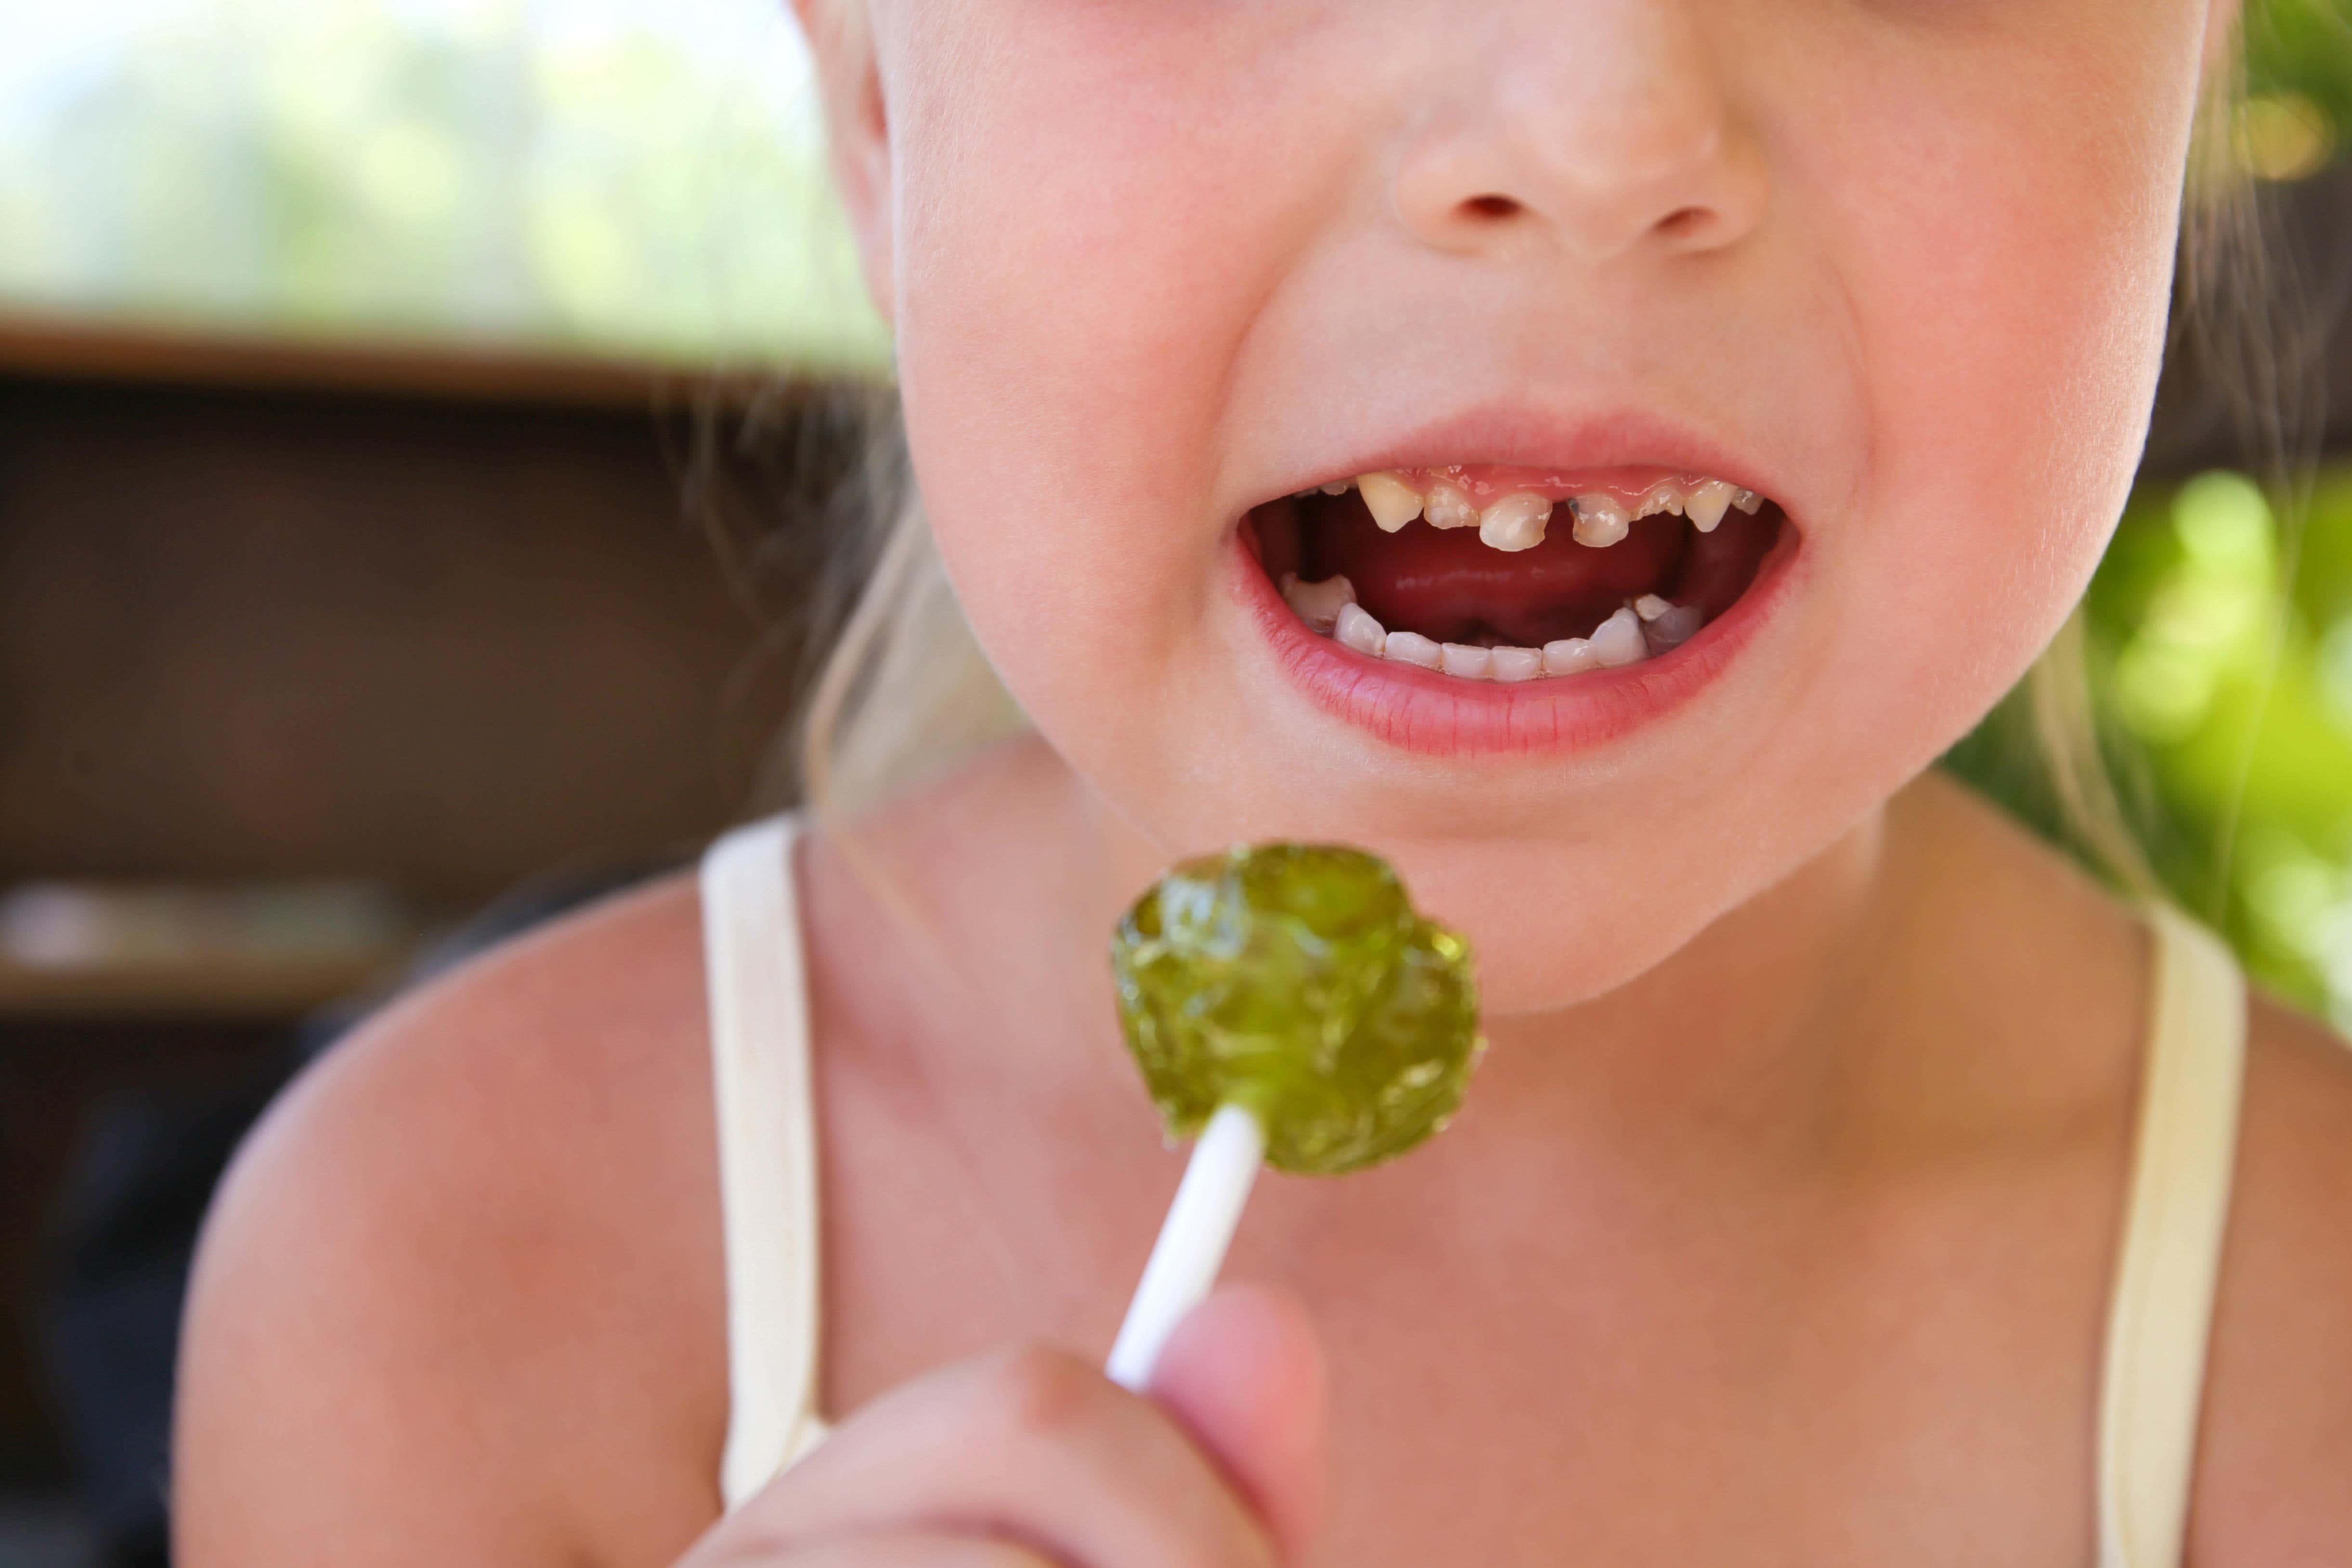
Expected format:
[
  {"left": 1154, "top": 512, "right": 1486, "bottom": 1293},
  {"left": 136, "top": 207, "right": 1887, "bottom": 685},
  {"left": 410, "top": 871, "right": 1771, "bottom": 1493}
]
[{"left": 1392, "top": 1, "right": 1767, "bottom": 263}]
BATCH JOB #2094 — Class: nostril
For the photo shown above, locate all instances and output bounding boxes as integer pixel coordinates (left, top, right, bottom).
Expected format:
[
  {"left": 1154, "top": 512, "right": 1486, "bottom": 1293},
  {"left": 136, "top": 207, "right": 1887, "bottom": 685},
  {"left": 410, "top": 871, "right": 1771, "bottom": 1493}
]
[
  {"left": 1463, "top": 194, "right": 1521, "bottom": 221},
  {"left": 1657, "top": 206, "right": 1709, "bottom": 242}
]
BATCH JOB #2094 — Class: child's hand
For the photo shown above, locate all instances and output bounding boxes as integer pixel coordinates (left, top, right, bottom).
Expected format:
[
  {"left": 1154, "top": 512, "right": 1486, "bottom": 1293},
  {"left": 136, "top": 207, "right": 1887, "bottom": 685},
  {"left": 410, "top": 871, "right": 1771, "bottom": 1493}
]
[{"left": 680, "top": 1284, "right": 1328, "bottom": 1568}]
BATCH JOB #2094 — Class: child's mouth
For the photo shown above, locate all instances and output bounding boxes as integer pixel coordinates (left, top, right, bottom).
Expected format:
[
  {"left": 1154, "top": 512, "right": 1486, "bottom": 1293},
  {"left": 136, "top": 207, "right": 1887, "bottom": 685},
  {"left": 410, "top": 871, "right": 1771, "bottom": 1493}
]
[{"left": 1246, "top": 465, "right": 1783, "bottom": 681}]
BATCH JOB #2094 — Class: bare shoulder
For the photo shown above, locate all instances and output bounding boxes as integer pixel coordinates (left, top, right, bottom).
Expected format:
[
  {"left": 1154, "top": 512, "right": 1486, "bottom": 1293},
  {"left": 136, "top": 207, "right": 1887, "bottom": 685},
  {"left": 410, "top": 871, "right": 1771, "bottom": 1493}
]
[
  {"left": 2194, "top": 991, "right": 2352, "bottom": 1561},
  {"left": 176, "top": 872, "right": 727, "bottom": 1568},
  {"left": 1896, "top": 777, "right": 2352, "bottom": 1555}
]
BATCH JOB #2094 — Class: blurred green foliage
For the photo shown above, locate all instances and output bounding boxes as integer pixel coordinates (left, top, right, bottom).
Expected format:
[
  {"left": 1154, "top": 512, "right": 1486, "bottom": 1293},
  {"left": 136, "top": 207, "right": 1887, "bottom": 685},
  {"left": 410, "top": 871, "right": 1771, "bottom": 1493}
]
[
  {"left": 2248, "top": 0, "right": 2352, "bottom": 135},
  {"left": 2105, "top": 470, "right": 2352, "bottom": 1027},
  {"left": 0, "top": 0, "right": 886, "bottom": 368},
  {"left": 1949, "top": 469, "right": 2352, "bottom": 1031}
]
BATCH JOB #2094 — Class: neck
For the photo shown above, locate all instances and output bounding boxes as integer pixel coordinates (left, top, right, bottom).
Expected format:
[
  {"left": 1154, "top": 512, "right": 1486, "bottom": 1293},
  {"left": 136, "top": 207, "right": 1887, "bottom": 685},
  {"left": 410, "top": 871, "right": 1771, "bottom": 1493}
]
[
  {"left": 872, "top": 737, "right": 1956, "bottom": 1163},
  {"left": 1062, "top": 743, "right": 1909, "bottom": 1152},
  {"left": 1465, "top": 811, "right": 1895, "bottom": 1164}
]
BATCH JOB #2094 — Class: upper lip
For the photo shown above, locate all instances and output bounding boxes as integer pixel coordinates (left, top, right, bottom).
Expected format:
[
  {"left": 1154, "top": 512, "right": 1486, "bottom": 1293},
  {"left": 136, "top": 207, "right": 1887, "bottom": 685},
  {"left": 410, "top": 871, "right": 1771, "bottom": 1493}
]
[{"left": 1260, "top": 401, "right": 1787, "bottom": 517}]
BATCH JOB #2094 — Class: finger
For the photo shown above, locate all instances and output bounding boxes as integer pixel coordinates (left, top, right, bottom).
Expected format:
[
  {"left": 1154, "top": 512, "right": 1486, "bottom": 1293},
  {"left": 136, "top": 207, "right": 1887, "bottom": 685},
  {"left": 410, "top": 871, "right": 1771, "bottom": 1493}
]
[
  {"left": 689, "top": 1519, "right": 1060, "bottom": 1568},
  {"left": 771, "top": 1529, "right": 1063, "bottom": 1568},
  {"left": 735, "top": 1345, "right": 1279, "bottom": 1568},
  {"left": 1149, "top": 1283, "right": 1329, "bottom": 1564}
]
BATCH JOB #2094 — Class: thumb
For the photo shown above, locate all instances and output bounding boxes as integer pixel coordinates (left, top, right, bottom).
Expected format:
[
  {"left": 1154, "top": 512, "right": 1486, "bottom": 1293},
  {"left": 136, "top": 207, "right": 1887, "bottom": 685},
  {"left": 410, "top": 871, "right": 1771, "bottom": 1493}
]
[{"left": 1145, "top": 1282, "right": 1329, "bottom": 1564}]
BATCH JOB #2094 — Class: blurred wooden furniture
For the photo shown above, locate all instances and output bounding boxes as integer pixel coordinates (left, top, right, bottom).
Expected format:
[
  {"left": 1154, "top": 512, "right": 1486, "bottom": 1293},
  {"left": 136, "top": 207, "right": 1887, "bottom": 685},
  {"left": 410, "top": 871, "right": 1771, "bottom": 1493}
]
[
  {"left": 0, "top": 328, "right": 783, "bottom": 911},
  {"left": 0, "top": 324, "right": 807, "bottom": 1485}
]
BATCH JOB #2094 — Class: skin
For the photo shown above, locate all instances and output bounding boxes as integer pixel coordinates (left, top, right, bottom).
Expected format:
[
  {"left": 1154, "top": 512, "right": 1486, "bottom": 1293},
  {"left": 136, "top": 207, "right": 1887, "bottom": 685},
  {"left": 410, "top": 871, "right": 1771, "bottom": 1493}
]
[{"left": 176, "top": 1, "right": 2352, "bottom": 1565}]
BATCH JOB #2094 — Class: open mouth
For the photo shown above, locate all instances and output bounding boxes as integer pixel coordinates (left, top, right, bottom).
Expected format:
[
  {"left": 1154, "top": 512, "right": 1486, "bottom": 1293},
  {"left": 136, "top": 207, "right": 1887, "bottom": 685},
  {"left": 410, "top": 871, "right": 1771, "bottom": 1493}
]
[{"left": 1246, "top": 466, "right": 1787, "bottom": 682}]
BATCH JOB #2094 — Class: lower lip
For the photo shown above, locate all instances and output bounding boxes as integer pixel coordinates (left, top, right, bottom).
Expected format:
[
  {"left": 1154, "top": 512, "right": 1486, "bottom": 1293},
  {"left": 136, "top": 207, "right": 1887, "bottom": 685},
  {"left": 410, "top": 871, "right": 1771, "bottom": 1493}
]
[{"left": 1231, "top": 523, "right": 1802, "bottom": 759}]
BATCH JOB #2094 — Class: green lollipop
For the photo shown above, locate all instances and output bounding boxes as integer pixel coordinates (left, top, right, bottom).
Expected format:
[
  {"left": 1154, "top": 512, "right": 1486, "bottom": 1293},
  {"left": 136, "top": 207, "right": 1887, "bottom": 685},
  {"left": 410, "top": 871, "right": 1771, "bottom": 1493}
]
[
  {"left": 1104, "top": 843, "right": 1482, "bottom": 1388},
  {"left": 1113, "top": 843, "right": 1481, "bottom": 1174}
]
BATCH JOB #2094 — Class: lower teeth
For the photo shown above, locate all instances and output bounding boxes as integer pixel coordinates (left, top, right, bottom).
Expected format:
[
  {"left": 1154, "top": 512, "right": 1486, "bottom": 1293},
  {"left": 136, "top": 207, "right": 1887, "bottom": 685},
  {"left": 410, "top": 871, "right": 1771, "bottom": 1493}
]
[{"left": 1288, "top": 575, "right": 1697, "bottom": 680}]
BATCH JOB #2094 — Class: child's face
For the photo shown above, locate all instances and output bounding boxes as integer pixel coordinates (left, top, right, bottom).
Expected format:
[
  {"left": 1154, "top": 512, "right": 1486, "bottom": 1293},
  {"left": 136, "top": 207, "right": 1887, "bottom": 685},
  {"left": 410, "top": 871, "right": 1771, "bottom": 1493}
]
[{"left": 818, "top": 0, "right": 2217, "bottom": 1010}]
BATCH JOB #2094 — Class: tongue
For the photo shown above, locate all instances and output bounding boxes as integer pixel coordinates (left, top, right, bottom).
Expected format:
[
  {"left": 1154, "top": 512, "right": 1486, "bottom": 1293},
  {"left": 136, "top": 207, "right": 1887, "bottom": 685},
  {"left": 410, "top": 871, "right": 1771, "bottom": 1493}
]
[{"left": 1302, "top": 505, "right": 1684, "bottom": 647}]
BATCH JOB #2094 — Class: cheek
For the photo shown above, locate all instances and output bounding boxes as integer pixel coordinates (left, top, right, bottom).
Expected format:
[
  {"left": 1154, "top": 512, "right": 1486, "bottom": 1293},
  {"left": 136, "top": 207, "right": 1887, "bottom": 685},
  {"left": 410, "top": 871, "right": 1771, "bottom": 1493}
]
[
  {"left": 1793, "top": 9, "right": 2202, "bottom": 726},
  {"left": 881, "top": 13, "right": 1344, "bottom": 774}
]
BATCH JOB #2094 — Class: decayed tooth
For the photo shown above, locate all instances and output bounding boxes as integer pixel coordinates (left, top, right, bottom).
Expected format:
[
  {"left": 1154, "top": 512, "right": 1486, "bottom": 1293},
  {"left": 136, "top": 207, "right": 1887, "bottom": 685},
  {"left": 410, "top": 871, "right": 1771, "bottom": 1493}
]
[
  {"left": 1731, "top": 487, "right": 1764, "bottom": 514},
  {"left": 1439, "top": 643, "right": 1493, "bottom": 679},
  {"left": 1383, "top": 629, "right": 1442, "bottom": 669},
  {"left": 1643, "top": 604, "right": 1705, "bottom": 654},
  {"left": 1478, "top": 492, "right": 1551, "bottom": 552},
  {"left": 1335, "top": 601, "right": 1387, "bottom": 657},
  {"left": 1489, "top": 646, "right": 1544, "bottom": 682},
  {"left": 1591, "top": 606, "right": 1649, "bottom": 667},
  {"left": 1569, "top": 493, "right": 1631, "bottom": 548},
  {"left": 1635, "top": 480, "right": 1687, "bottom": 519},
  {"left": 1633, "top": 594, "right": 1673, "bottom": 622},
  {"left": 1424, "top": 479, "right": 1480, "bottom": 530},
  {"left": 1684, "top": 479, "right": 1736, "bottom": 532},
  {"left": 1279, "top": 571, "right": 1357, "bottom": 634},
  {"left": 1320, "top": 480, "right": 1352, "bottom": 496},
  {"left": 1357, "top": 471, "right": 1425, "bottom": 532},
  {"left": 1542, "top": 636, "right": 1598, "bottom": 675}
]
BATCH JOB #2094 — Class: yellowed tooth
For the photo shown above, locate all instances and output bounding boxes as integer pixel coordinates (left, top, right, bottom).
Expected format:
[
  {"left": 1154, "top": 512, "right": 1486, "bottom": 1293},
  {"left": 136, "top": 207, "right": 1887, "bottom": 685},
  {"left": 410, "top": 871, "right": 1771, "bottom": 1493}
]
[
  {"left": 1570, "top": 493, "right": 1631, "bottom": 547},
  {"left": 1357, "top": 471, "right": 1425, "bottom": 532},
  {"left": 1685, "top": 479, "right": 1736, "bottom": 532},
  {"left": 1424, "top": 479, "right": 1480, "bottom": 529},
  {"left": 1477, "top": 492, "right": 1551, "bottom": 552}
]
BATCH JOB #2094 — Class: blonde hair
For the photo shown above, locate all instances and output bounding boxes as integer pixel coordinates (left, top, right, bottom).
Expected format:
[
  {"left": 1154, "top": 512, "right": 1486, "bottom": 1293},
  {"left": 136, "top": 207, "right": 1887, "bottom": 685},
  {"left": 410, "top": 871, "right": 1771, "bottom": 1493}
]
[
  {"left": 793, "top": 403, "right": 1025, "bottom": 819},
  {"left": 770, "top": 11, "right": 2310, "bottom": 888}
]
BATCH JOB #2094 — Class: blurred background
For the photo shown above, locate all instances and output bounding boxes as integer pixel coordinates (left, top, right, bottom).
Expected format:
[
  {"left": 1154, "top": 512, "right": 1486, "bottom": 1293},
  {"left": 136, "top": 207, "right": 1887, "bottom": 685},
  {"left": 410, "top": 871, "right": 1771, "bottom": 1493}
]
[{"left": 0, "top": 1, "right": 2345, "bottom": 1564}]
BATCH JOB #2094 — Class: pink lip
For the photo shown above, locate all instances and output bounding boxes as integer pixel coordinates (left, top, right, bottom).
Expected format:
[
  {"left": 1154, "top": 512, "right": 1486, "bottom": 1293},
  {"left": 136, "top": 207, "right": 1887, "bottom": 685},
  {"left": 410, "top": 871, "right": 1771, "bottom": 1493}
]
[
  {"left": 1277, "top": 403, "right": 1785, "bottom": 509},
  {"left": 1231, "top": 503, "right": 1804, "bottom": 761}
]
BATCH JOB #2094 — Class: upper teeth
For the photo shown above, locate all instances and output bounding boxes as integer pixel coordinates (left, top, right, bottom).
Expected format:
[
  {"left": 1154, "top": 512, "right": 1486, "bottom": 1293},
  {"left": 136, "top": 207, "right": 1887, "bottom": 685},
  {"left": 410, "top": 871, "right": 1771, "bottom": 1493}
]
[
  {"left": 1304, "top": 470, "right": 1765, "bottom": 552},
  {"left": 1684, "top": 479, "right": 1734, "bottom": 532},
  {"left": 1357, "top": 471, "right": 1424, "bottom": 531},
  {"left": 1478, "top": 492, "right": 1551, "bottom": 552},
  {"left": 1423, "top": 479, "right": 1480, "bottom": 530},
  {"left": 1569, "top": 494, "right": 1631, "bottom": 548},
  {"left": 1634, "top": 483, "right": 1684, "bottom": 519}
]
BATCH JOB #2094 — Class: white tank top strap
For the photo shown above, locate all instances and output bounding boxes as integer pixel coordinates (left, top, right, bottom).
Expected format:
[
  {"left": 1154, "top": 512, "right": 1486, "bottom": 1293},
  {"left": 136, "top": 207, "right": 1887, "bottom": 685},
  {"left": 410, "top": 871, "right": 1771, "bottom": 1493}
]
[
  {"left": 700, "top": 814, "right": 832, "bottom": 1512},
  {"left": 2095, "top": 902, "right": 2248, "bottom": 1568}
]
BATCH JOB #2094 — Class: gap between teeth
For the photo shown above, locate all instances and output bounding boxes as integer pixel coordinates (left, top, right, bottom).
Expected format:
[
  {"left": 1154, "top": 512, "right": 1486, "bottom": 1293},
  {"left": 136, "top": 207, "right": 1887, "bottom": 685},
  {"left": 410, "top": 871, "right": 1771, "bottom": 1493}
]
[
  {"left": 1292, "top": 577, "right": 1698, "bottom": 679},
  {"left": 1307, "top": 470, "right": 1763, "bottom": 552}
]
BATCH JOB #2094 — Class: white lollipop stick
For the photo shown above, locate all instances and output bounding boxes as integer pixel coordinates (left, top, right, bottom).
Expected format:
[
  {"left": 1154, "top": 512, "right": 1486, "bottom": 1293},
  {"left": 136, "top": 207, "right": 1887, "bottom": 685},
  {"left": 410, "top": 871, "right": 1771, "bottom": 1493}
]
[{"left": 1105, "top": 1102, "right": 1266, "bottom": 1391}]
